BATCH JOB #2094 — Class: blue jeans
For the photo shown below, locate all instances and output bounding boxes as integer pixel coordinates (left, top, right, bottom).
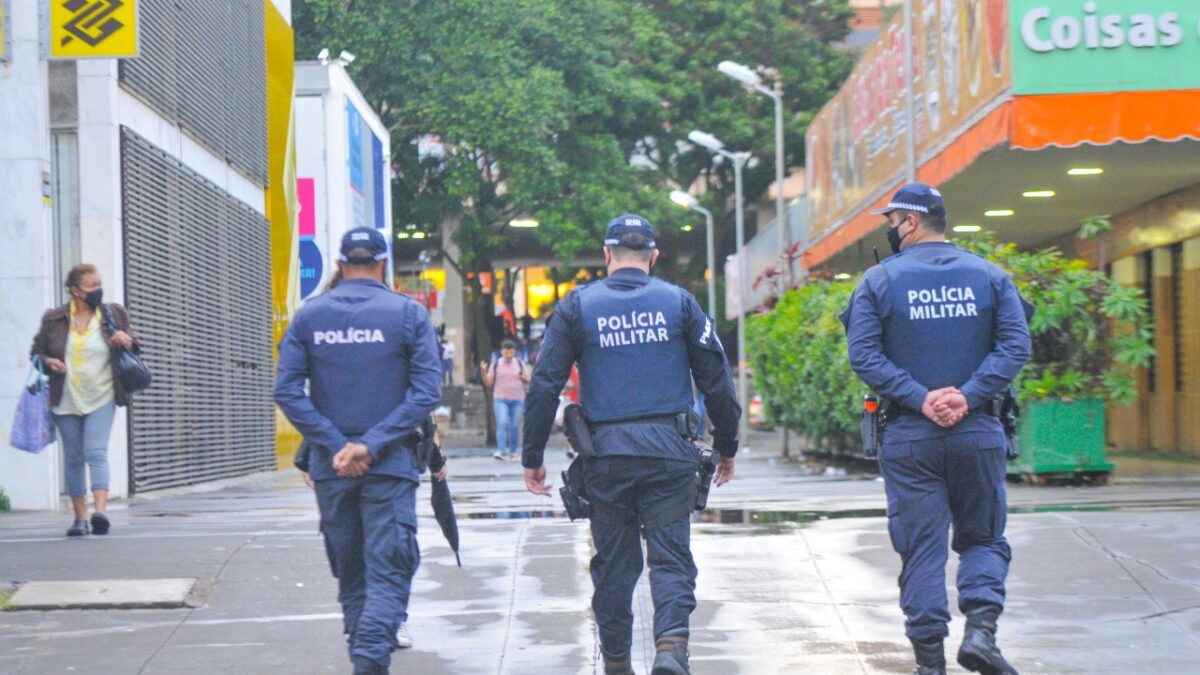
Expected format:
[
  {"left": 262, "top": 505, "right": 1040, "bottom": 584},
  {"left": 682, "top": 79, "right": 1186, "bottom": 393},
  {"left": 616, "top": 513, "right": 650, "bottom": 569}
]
[
  {"left": 493, "top": 398, "right": 523, "bottom": 455},
  {"left": 53, "top": 400, "right": 116, "bottom": 498}
]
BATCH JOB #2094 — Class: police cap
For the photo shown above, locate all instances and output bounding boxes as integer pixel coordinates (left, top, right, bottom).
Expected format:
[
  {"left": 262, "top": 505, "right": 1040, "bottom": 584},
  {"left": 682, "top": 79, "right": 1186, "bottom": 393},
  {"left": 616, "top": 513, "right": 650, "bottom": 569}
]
[
  {"left": 604, "top": 214, "right": 656, "bottom": 250},
  {"left": 339, "top": 227, "right": 389, "bottom": 263}
]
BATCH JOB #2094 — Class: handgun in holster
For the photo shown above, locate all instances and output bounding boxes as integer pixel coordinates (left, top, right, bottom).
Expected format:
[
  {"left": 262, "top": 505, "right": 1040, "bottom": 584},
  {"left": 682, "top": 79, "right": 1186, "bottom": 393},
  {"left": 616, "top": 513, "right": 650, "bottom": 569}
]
[
  {"left": 560, "top": 455, "right": 591, "bottom": 521},
  {"left": 559, "top": 404, "right": 594, "bottom": 520},
  {"left": 861, "top": 394, "right": 883, "bottom": 459},
  {"left": 694, "top": 444, "right": 716, "bottom": 511},
  {"left": 413, "top": 416, "right": 439, "bottom": 473},
  {"left": 998, "top": 387, "right": 1021, "bottom": 461}
]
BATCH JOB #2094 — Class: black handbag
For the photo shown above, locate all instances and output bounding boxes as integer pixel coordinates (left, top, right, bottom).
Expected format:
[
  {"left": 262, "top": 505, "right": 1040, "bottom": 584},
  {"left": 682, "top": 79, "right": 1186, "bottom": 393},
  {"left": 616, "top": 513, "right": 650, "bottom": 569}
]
[{"left": 101, "top": 304, "right": 152, "bottom": 395}]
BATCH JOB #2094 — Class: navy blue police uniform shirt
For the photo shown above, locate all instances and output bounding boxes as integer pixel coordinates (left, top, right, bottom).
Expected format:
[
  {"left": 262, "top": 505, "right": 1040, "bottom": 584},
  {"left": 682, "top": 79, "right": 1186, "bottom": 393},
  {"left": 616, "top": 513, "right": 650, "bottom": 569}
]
[
  {"left": 843, "top": 242, "right": 1030, "bottom": 449},
  {"left": 274, "top": 278, "right": 442, "bottom": 482},
  {"left": 522, "top": 268, "right": 740, "bottom": 469}
]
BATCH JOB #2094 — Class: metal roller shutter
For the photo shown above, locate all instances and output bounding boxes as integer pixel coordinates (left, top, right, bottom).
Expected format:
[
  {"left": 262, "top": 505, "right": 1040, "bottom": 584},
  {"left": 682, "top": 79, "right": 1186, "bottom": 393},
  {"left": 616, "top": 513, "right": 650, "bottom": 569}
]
[
  {"left": 121, "top": 128, "right": 275, "bottom": 492},
  {"left": 119, "top": 0, "right": 267, "bottom": 185}
]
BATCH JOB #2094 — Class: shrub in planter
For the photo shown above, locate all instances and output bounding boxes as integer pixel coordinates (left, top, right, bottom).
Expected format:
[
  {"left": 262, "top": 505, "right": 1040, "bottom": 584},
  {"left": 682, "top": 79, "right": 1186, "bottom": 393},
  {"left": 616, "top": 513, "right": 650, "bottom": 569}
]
[
  {"left": 955, "top": 233, "right": 1153, "bottom": 404},
  {"left": 748, "top": 232, "right": 1152, "bottom": 451}
]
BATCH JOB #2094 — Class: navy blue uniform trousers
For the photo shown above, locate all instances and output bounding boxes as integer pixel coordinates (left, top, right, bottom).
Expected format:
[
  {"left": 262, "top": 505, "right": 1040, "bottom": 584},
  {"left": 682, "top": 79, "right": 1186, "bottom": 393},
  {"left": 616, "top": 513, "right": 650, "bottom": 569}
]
[
  {"left": 879, "top": 437, "right": 1011, "bottom": 642},
  {"left": 315, "top": 475, "right": 420, "bottom": 668},
  {"left": 585, "top": 456, "right": 697, "bottom": 659}
]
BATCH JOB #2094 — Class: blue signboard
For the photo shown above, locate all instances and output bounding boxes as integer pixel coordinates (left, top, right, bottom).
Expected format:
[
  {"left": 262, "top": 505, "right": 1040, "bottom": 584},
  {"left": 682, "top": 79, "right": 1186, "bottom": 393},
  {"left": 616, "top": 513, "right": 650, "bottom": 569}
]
[
  {"left": 299, "top": 239, "right": 324, "bottom": 299},
  {"left": 372, "top": 133, "right": 385, "bottom": 229}
]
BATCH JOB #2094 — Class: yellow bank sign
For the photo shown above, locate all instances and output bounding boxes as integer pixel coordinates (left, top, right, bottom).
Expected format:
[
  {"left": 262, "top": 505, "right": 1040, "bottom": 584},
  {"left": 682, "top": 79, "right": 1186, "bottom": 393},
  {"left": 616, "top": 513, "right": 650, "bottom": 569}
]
[{"left": 50, "top": 0, "right": 139, "bottom": 59}]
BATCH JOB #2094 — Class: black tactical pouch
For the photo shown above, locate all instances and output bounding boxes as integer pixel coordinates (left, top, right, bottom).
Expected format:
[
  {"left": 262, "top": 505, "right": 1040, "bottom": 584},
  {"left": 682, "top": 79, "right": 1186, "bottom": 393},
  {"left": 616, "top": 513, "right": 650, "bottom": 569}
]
[
  {"left": 562, "top": 404, "right": 596, "bottom": 458},
  {"left": 293, "top": 439, "right": 311, "bottom": 472},
  {"left": 674, "top": 410, "right": 701, "bottom": 441},
  {"left": 559, "top": 457, "right": 591, "bottom": 521}
]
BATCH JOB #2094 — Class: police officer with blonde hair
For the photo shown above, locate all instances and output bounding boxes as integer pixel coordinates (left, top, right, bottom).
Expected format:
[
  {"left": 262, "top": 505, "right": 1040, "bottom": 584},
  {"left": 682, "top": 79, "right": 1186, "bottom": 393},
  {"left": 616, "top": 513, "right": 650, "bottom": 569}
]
[
  {"left": 843, "top": 184, "right": 1030, "bottom": 675},
  {"left": 523, "top": 214, "right": 741, "bottom": 675},
  {"left": 275, "top": 227, "right": 441, "bottom": 675}
]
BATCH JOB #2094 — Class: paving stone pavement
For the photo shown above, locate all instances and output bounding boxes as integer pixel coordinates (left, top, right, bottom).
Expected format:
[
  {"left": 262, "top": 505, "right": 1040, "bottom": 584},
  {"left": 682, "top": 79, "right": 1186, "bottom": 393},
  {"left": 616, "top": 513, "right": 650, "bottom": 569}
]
[{"left": 3, "top": 443, "right": 1200, "bottom": 673}]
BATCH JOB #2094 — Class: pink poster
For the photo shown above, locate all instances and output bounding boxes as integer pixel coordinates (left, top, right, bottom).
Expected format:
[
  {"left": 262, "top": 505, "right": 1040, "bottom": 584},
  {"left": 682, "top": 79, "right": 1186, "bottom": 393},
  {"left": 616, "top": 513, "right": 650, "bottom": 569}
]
[{"left": 297, "top": 178, "right": 316, "bottom": 238}]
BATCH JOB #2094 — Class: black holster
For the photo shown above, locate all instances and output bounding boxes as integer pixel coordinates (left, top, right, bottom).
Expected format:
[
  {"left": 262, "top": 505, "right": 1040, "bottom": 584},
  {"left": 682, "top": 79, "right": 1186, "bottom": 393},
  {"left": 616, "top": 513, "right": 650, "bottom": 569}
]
[
  {"left": 559, "top": 457, "right": 591, "bottom": 521},
  {"left": 694, "top": 444, "right": 716, "bottom": 511},
  {"left": 562, "top": 403, "right": 596, "bottom": 458}
]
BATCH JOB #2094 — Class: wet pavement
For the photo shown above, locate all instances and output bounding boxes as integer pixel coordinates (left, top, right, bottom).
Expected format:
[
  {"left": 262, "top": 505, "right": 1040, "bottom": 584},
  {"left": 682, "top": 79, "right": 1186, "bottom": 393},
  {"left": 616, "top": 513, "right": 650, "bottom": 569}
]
[{"left": 2, "top": 443, "right": 1200, "bottom": 673}]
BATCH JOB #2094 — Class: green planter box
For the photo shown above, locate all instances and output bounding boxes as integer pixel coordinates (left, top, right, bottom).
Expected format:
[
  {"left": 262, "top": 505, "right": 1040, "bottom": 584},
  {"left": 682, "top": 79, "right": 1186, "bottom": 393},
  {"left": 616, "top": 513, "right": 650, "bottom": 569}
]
[{"left": 1007, "top": 398, "right": 1113, "bottom": 478}]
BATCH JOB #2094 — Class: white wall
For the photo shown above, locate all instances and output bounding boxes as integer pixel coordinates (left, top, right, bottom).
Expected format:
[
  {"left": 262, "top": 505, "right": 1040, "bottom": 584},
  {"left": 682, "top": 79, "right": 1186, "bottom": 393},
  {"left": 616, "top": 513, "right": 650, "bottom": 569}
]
[{"left": 0, "top": 4, "right": 60, "bottom": 510}]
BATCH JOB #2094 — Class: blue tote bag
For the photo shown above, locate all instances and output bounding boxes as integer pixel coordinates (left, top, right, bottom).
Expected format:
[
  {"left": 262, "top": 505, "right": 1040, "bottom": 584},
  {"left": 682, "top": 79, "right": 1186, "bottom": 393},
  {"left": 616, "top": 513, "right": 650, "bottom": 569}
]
[{"left": 11, "top": 357, "right": 56, "bottom": 453}]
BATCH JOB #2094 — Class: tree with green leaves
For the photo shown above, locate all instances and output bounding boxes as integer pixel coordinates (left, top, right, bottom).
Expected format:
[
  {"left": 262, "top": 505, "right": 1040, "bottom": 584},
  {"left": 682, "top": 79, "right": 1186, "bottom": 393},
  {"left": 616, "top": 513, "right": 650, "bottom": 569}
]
[{"left": 293, "top": 0, "right": 855, "bottom": 369}]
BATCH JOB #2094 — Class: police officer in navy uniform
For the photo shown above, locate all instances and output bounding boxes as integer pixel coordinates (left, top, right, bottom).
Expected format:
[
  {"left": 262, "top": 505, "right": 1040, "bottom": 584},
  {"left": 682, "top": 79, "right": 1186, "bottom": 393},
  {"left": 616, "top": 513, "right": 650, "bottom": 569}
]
[
  {"left": 843, "top": 184, "right": 1030, "bottom": 675},
  {"left": 275, "top": 227, "right": 442, "bottom": 675},
  {"left": 522, "top": 214, "right": 741, "bottom": 675}
]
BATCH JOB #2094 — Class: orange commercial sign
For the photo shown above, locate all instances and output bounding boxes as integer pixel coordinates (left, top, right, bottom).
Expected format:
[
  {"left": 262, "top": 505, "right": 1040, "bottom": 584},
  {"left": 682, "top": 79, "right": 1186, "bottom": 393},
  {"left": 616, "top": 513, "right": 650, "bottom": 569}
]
[{"left": 806, "top": 0, "right": 1011, "bottom": 240}]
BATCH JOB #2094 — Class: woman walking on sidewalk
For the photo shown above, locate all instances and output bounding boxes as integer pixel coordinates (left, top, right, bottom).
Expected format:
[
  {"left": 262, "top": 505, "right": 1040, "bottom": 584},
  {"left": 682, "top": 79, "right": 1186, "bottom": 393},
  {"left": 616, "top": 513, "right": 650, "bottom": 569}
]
[
  {"left": 481, "top": 339, "right": 530, "bottom": 460},
  {"left": 30, "top": 264, "right": 139, "bottom": 537}
]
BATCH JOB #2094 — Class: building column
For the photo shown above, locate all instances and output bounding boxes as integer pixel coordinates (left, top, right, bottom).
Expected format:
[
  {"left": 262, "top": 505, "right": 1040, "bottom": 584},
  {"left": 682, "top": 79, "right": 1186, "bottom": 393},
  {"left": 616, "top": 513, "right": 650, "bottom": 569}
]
[{"left": 0, "top": 5, "right": 60, "bottom": 510}]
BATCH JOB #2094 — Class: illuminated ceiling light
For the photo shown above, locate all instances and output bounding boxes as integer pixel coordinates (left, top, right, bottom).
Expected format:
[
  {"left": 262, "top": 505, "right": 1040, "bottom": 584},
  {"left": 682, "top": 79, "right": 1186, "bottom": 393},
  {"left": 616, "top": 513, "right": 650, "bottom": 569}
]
[
  {"left": 396, "top": 232, "right": 410, "bottom": 239},
  {"left": 953, "top": 224, "right": 983, "bottom": 233},
  {"left": 1068, "top": 167, "right": 1103, "bottom": 176},
  {"left": 833, "top": 273, "right": 851, "bottom": 280},
  {"left": 510, "top": 218, "right": 539, "bottom": 228},
  {"left": 411, "top": 232, "right": 426, "bottom": 239},
  {"left": 1022, "top": 190, "right": 1055, "bottom": 198},
  {"left": 984, "top": 209, "right": 1014, "bottom": 217},
  {"left": 681, "top": 225, "right": 694, "bottom": 232}
]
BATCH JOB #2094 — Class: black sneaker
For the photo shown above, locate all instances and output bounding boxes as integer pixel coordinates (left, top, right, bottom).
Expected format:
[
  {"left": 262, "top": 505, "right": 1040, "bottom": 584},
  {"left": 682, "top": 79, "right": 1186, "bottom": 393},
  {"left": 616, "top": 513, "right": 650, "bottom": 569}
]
[
  {"left": 66, "top": 519, "right": 89, "bottom": 537},
  {"left": 90, "top": 513, "right": 111, "bottom": 535}
]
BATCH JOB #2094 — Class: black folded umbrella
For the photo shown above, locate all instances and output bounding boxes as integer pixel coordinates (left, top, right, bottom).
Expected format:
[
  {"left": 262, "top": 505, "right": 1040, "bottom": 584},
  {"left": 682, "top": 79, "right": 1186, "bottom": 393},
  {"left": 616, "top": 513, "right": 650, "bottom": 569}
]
[{"left": 428, "top": 444, "right": 461, "bottom": 567}]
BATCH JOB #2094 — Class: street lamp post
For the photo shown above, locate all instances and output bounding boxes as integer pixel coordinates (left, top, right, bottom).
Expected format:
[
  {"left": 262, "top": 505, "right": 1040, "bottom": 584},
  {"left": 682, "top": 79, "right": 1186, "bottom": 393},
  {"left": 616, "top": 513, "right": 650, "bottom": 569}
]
[
  {"left": 717, "top": 61, "right": 789, "bottom": 285},
  {"left": 669, "top": 190, "right": 716, "bottom": 322},
  {"left": 688, "top": 130, "right": 751, "bottom": 444}
]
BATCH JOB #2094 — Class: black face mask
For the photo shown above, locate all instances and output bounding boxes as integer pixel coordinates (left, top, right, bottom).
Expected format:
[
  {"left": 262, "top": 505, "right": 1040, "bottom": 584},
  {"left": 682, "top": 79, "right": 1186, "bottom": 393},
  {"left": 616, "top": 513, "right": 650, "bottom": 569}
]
[
  {"left": 83, "top": 288, "right": 104, "bottom": 309},
  {"left": 886, "top": 222, "right": 908, "bottom": 255}
]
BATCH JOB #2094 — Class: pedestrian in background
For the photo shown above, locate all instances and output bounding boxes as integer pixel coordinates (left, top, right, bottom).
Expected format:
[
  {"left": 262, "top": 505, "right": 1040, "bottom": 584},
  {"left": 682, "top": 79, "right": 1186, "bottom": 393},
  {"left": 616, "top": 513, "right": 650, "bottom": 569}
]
[
  {"left": 522, "top": 214, "right": 741, "bottom": 675},
  {"left": 30, "top": 263, "right": 138, "bottom": 537},
  {"left": 481, "top": 339, "right": 529, "bottom": 461},
  {"left": 843, "top": 183, "right": 1030, "bottom": 675},
  {"left": 440, "top": 336, "right": 456, "bottom": 386},
  {"left": 275, "top": 227, "right": 441, "bottom": 675}
]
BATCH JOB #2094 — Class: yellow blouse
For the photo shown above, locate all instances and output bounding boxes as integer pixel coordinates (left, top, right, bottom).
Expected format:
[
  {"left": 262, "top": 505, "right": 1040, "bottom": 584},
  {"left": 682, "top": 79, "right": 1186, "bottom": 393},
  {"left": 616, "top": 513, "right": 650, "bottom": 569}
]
[{"left": 53, "top": 301, "right": 114, "bottom": 416}]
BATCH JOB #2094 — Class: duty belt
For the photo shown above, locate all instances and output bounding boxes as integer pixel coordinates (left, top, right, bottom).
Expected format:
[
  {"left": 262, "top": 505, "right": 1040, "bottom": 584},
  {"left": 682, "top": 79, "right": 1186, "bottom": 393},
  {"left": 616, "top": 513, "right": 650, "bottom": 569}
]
[
  {"left": 883, "top": 397, "right": 1003, "bottom": 421},
  {"left": 589, "top": 413, "right": 684, "bottom": 429}
]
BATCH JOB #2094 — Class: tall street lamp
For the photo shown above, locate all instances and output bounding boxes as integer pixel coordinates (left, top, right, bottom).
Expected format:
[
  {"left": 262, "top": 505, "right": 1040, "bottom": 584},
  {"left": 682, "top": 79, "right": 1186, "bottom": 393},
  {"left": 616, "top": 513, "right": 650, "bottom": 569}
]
[
  {"left": 718, "top": 60, "right": 790, "bottom": 285},
  {"left": 669, "top": 190, "right": 716, "bottom": 322},
  {"left": 688, "top": 130, "right": 751, "bottom": 443}
]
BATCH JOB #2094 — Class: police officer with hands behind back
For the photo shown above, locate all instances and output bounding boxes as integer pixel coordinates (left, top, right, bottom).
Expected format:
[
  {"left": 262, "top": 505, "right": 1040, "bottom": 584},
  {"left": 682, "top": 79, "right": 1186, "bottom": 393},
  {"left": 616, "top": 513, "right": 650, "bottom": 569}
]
[
  {"left": 274, "top": 227, "right": 442, "bottom": 675},
  {"left": 522, "top": 214, "right": 741, "bottom": 675},
  {"left": 842, "top": 184, "right": 1030, "bottom": 675}
]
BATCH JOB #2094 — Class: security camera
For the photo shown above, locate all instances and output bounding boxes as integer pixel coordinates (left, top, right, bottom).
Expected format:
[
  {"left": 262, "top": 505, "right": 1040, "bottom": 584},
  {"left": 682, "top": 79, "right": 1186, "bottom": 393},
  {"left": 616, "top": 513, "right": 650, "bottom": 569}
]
[
  {"left": 317, "top": 47, "right": 330, "bottom": 63},
  {"left": 338, "top": 50, "right": 356, "bottom": 65}
]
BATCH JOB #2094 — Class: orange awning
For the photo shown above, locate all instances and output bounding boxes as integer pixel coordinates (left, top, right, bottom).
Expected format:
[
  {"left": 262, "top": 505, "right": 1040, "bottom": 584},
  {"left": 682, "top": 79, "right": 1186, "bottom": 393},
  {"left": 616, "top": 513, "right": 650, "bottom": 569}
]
[{"left": 1012, "top": 91, "right": 1200, "bottom": 151}]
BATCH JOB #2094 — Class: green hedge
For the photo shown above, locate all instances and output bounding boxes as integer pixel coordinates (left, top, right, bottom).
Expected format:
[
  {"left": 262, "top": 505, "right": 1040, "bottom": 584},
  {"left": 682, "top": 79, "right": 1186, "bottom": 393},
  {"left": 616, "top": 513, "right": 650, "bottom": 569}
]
[
  {"left": 747, "top": 279, "right": 861, "bottom": 451},
  {"left": 748, "top": 235, "right": 1153, "bottom": 450}
]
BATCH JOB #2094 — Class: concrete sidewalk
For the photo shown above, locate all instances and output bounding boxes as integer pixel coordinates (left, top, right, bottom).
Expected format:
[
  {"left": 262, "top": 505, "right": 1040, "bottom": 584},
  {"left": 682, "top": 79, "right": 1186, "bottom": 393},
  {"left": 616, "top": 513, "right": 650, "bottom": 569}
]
[{"left": 3, "top": 446, "right": 1200, "bottom": 673}]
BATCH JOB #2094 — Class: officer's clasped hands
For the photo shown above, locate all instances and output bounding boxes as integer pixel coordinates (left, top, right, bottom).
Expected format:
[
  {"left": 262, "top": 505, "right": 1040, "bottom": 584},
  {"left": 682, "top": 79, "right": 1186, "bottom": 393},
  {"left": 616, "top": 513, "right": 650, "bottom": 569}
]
[
  {"left": 332, "top": 442, "right": 373, "bottom": 477},
  {"left": 922, "top": 386, "right": 969, "bottom": 428}
]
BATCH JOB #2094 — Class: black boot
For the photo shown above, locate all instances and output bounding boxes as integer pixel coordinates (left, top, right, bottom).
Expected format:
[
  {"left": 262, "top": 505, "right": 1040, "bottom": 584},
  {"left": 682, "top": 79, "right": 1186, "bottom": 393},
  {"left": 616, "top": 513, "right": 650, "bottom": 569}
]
[
  {"left": 651, "top": 633, "right": 689, "bottom": 675},
  {"left": 910, "top": 638, "right": 947, "bottom": 675},
  {"left": 958, "top": 605, "right": 1019, "bottom": 674},
  {"left": 602, "top": 652, "right": 635, "bottom": 675}
]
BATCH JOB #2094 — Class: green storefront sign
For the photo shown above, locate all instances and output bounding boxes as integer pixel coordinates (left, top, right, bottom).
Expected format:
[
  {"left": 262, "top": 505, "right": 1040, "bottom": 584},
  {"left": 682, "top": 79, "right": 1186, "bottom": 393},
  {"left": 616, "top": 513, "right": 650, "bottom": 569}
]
[{"left": 1011, "top": 0, "right": 1200, "bottom": 94}]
